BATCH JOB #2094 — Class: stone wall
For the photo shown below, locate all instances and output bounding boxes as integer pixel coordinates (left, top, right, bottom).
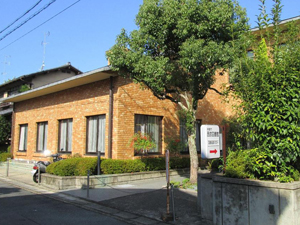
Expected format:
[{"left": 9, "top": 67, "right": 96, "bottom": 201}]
[{"left": 197, "top": 173, "right": 300, "bottom": 225}]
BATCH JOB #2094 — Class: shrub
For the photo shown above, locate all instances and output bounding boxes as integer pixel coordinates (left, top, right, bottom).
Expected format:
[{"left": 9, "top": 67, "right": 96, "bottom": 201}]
[
  {"left": 0, "top": 152, "right": 13, "bottom": 162},
  {"left": 141, "top": 157, "right": 165, "bottom": 171},
  {"left": 101, "top": 159, "right": 145, "bottom": 174},
  {"left": 123, "top": 159, "right": 146, "bottom": 173},
  {"left": 46, "top": 158, "right": 82, "bottom": 176},
  {"left": 225, "top": 149, "right": 300, "bottom": 182},
  {"left": 74, "top": 158, "right": 98, "bottom": 176},
  {"left": 46, "top": 156, "right": 191, "bottom": 176},
  {"left": 225, "top": 150, "right": 250, "bottom": 179},
  {"left": 170, "top": 157, "right": 190, "bottom": 169}
]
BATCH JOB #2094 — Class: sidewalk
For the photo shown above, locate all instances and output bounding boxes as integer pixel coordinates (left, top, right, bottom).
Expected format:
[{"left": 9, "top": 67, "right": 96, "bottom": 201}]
[{"left": 0, "top": 161, "right": 203, "bottom": 225}]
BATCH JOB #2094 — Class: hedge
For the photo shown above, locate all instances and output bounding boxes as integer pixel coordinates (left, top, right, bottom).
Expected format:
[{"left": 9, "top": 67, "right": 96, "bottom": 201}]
[
  {"left": 101, "top": 159, "right": 145, "bottom": 174},
  {"left": 46, "top": 157, "right": 98, "bottom": 176},
  {"left": 0, "top": 152, "right": 13, "bottom": 162},
  {"left": 46, "top": 156, "right": 190, "bottom": 176}
]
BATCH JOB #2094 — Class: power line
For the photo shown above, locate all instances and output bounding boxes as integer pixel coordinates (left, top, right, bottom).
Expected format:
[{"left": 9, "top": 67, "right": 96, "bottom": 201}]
[
  {"left": 0, "top": 0, "right": 57, "bottom": 42},
  {"left": 0, "top": 0, "right": 43, "bottom": 35},
  {"left": 0, "top": 0, "right": 81, "bottom": 51}
]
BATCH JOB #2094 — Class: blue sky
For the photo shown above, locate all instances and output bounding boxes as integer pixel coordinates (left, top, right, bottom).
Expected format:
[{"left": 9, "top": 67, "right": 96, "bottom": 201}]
[{"left": 0, "top": 0, "right": 299, "bottom": 84}]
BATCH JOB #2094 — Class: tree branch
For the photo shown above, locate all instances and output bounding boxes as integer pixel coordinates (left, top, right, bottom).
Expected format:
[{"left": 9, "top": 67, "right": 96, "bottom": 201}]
[{"left": 208, "top": 87, "right": 224, "bottom": 95}]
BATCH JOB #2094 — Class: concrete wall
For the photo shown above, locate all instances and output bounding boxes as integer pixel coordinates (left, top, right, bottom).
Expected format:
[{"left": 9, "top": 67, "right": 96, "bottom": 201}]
[
  {"left": 198, "top": 173, "right": 300, "bottom": 225},
  {"left": 41, "top": 169, "right": 189, "bottom": 190}
]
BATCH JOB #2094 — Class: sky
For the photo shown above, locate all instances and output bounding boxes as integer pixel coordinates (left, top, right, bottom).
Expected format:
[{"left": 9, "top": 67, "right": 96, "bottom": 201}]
[{"left": 0, "top": 0, "right": 299, "bottom": 84}]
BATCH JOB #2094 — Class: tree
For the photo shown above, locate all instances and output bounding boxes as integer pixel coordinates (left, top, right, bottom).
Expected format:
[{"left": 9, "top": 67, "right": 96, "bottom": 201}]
[
  {"left": 229, "top": 0, "right": 300, "bottom": 181},
  {"left": 106, "top": 0, "right": 248, "bottom": 182},
  {"left": 0, "top": 116, "right": 11, "bottom": 146}
]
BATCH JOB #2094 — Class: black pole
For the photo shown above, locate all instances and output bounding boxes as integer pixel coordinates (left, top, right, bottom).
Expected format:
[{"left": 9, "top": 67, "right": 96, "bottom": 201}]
[
  {"left": 87, "top": 170, "right": 90, "bottom": 198},
  {"left": 97, "top": 151, "right": 101, "bottom": 175}
]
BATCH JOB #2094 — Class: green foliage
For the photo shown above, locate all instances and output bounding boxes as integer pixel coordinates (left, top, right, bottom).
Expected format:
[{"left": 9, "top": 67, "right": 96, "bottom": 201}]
[
  {"left": 107, "top": 0, "right": 248, "bottom": 106},
  {"left": 0, "top": 152, "right": 13, "bottom": 162},
  {"left": 229, "top": 1, "right": 300, "bottom": 181},
  {"left": 46, "top": 158, "right": 98, "bottom": 176},
  {"left": 225, "top": 149, "right": 300, "bottom": 182},
  {"left": 19, "top": 85, "right": 30, "bottom": 93},
  {"left": 141, "top": 157, "right": 165, "bottom": 171},
  {"left": 74, "top": 158, "right": 98, "bottom": 176},
  {"left": 225, "top": 150, "right": 250, "bottom": 179},
  {"left": 0, "top": 145, "right": 9, "bottom": 153},
  {"left": 101, "top": 159, "right": 146, "bottom": 174},
  {"left": 129, "top": 131, "right": 156, "bottom": 155},
  {"left": 46, "top": 157, "right": 190, "bottom": 176},
  {"left": 46, "top": 158, "right": 81, "bottom": 176},
  {"left": 208, "top": 158, "right": 223, "bottom": 172},
  {"left": 0, "top": 116, "right": 11, "bottom": 145},
  {"left": 170, "top": 157, "right": 190, "bottom": 169},
  {"left": 170, "top": 181, "right": 180, "bottom": 188}
]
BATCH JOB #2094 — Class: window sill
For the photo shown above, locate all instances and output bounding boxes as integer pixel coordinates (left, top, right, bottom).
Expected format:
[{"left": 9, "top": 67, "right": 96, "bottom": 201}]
[
  {"left": 58, "top": 152, "right": 72, "bottom": 154},
  {"left": 134, "top": 153, "right": 162, "bottom": 158},
  {"left": 16, "top": 151, "right": 27, "bottom": 156},
  {"left": 84, "top": 153, "right": 105, "bottom": 156},
  {"left": 33, "top": 152, "right": 48, "bottom": 157}
]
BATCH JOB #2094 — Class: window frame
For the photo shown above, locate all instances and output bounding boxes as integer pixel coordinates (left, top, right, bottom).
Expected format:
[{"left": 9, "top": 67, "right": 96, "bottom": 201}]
[
  {"left": 86, "top": 115, "right": 106, "bottom": 155},
  {"left": 36, "top": 121, "right": 48, "bottom": 152},
  {"left": 18, "top": 124, "right": 28, "bottom": 152},
  {"left": 134, "top": 114, "right": 162, "bottom": 155},
  {"left": 58, "top": 118, "right": 73, "bottom": 153}
]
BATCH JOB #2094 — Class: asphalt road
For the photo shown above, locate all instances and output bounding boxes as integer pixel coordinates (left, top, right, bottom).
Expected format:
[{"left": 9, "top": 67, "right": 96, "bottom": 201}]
[{"left": 0, "top": 180, "right": 130, "bottom": 225}]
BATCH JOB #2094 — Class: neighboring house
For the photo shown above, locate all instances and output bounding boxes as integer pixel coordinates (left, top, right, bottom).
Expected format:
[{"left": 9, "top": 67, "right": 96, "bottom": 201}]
[
  {"left": 2, "top": 65, "right": 234, "bottom": 162},
  {"left": 0, "top": 63, "right": 82, "bottom": 118}
]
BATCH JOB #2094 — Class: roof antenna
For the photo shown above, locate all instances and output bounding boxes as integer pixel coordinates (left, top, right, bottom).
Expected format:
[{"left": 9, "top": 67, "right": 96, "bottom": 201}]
[
  {"left": 1, "top": 55, "right": 10, "bottom": 75},
  {"left": 40, "top": 31, "right": 50, "bottom": 71}
]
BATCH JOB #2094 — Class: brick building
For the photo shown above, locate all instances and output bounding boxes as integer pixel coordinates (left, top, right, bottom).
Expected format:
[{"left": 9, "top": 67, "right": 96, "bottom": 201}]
[{"left": 3, "top": 65, "right": 234, "bottom": 162}]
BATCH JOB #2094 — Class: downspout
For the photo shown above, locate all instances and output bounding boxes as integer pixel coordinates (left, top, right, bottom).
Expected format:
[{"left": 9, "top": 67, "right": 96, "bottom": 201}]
[
  {"left": 10, "top": 103, "right": 15, "bottom": 155},
  {"left": 108, "top": 76, "right": 114, "bottom": 158}
]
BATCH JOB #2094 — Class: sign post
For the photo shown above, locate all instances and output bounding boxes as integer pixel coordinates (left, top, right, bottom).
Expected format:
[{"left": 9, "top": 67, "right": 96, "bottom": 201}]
[
  {"left": 165, "top": 150, "right": 170, "bottom": 215},
  {"left": 221, "top": 125, "right": 227, "bottom": 172}
]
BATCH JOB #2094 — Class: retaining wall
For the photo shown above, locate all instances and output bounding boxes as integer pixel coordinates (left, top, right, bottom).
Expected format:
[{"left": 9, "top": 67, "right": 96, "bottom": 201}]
[
  {"left": 41, "top": 169, "right": 189, "bottom": 190},
  {"left": 197, "top": 172, "right": 300, "bottom": 225}
]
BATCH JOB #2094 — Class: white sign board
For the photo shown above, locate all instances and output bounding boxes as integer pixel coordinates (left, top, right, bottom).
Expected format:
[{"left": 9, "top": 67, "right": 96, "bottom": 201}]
[{"left": 201, "top": 125, "right": 220, "bottom": 159}]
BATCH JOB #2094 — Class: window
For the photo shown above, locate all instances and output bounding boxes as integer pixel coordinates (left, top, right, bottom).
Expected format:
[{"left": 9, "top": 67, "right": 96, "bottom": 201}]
[
  {"left": 58, "top": 119, "right": 73, "bottom": 153},
  {"left": 36, "top": 122, "right": 48, "bottom": 152},
  {"left": 19, "top": 124, "right": 28, "bottom": 151},
  {"left": 86, "top": 115, "right": 106, "bottom": 154},
  {"left": 134, "top": 114, "right": 162, "bottom": 153},
  {"left": 180, "top": 119, "right": 201, "bottom": 153}
]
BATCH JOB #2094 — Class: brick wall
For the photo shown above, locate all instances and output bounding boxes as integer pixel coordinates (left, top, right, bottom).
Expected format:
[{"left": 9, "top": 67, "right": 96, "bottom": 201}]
[{"left": 12, "top": 73, "right": 235, "bottom": 161}]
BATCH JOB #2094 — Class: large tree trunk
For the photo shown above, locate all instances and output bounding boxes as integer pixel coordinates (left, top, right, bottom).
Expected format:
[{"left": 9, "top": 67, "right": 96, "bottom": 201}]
[
  {"left": 188, "top": 132, "right": 198, "bottom": 183},
  {"left": 178, "top": 93, "right": 199, "bottom": 183}
]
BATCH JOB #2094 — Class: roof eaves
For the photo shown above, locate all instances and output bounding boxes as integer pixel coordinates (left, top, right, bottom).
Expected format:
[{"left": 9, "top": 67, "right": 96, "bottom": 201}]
[
  {"left": 251, "top": 15, "right": 300, "bottom": 32},
  {"left": 2, "top": 65, "right": 114, "bottom": 103},
  {"left": 0, "top": 63, "right": 82, "bottom": 89}
]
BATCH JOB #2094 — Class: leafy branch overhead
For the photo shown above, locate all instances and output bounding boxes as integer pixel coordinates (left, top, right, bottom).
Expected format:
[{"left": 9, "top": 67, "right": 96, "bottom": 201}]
[
  {"left": 107, "top": 0, "right": 249, "bottom": 109},
  {"left": 228, "top": 0, "right": 300, "bottom": 182}
]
